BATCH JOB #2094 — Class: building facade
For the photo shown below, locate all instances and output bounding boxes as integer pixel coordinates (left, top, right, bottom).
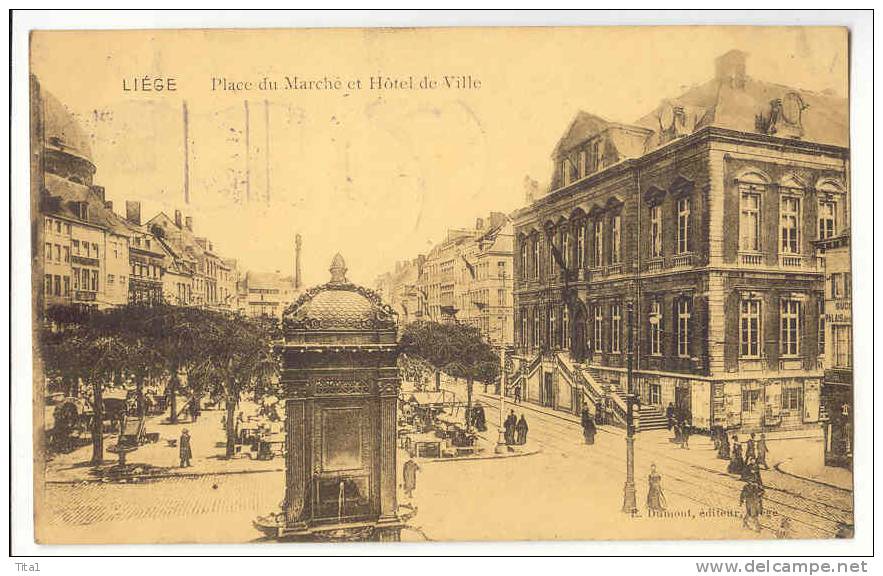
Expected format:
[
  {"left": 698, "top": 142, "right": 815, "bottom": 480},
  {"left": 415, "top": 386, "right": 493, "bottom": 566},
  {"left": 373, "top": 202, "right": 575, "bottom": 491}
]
[
  {"left": 405, "top": 212, "right": 515, "bottom": 346},
  {"left": 511, "top": 51, "right": 848, "bottom": 467},
  {"left": 374, "top": 256, "right": 426, "bottom": 328},
  {"left": 238, "top": 271, "right": 299, "bottom": 319},
  {"left": 815, "top": 231, "right": 852, "bottom": 466}
]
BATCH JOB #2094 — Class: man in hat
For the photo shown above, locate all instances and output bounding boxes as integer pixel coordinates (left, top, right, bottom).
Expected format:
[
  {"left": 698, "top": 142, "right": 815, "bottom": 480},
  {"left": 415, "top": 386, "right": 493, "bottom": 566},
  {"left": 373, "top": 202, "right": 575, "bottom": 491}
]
[
  {"left": 757, "top": 433, "right": 770, "bottom": 470},
  {"left": 740, "top": 478, "right": 764, "bottom": 533},
  {"left": 179, "top": 428, "right": 192, "bottom": 468}
]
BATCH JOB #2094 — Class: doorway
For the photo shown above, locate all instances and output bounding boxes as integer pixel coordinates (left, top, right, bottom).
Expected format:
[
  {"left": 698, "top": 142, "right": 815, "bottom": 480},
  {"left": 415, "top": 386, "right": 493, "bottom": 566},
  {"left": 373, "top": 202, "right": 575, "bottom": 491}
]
[{"left": 543, "top": 372, "right": 555, "bottom": 408}]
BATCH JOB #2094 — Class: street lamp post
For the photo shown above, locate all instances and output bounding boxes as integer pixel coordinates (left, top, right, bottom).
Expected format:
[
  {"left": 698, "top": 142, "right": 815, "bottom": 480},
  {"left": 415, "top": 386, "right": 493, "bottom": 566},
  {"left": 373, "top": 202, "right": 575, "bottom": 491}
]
[{"left": 622, "top": 300, "right": 638, "bottom": 514}]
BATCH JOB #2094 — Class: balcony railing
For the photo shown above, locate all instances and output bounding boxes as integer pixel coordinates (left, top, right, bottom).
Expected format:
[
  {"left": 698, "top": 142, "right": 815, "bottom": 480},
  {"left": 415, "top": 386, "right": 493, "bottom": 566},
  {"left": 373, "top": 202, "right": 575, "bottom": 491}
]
[
  {"left": 780, "top": 254, "right": 803, "bottom": 268},
  {"left": 605, "top": 263, "right": 622, "bottom": 276},
  {"left": 740, "top": 252, "right": 764, "bottom": 266},
  {"left": 646, "top": 258, "right": 664, "bottom": 272},
  {"left": 670, "top": 253, "right": 694, "bottom": 268},
  {"left": 71, "top": 255, "right": 99, "bottom": 267}
]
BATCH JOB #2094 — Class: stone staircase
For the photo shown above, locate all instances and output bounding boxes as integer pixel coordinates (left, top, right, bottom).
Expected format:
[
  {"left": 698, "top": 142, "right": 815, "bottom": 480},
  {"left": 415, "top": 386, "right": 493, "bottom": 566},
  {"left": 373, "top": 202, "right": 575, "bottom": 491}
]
[{"left": 638, "top": 405, "right": 668, "bottom": 432}]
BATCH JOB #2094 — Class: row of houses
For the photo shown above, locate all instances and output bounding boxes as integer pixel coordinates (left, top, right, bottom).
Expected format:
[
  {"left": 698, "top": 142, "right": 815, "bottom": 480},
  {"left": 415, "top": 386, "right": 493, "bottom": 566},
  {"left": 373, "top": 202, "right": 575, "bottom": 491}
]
[
  {"left": 32, "top": 75, "right": 301, "bottom": 319},
  {"left": 508, "top": 50, "right": 852, "bottom": 469},
  {"left": 375, "top": 212, "right": 515, "bottom": 346}
]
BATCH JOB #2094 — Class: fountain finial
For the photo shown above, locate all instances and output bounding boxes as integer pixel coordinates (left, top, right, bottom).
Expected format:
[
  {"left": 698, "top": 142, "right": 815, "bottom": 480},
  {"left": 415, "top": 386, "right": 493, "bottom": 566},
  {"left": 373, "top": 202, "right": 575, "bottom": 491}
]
[{"left": 329, "top": 253, "right": 348, "bottom": 284}]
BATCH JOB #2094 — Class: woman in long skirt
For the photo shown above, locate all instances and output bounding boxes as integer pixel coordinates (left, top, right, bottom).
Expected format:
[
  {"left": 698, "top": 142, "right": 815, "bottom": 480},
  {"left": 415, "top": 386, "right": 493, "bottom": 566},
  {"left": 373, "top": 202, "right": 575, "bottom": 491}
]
[
  {"left": 728, "top": 436, "right": 744, "bottom": 475},
  {"left": 718, "top": 430, "right": 731, "bottom": 460},
  {"left": 646, "top": 464, "right": 667, "bottom": 512}
]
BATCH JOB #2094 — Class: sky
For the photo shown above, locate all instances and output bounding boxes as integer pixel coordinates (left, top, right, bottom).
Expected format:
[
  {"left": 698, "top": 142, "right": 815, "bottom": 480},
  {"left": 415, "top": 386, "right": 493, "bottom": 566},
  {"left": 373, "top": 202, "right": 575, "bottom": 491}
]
[{"left": 30, "top": 26, "right": 847, "bottom": 288}]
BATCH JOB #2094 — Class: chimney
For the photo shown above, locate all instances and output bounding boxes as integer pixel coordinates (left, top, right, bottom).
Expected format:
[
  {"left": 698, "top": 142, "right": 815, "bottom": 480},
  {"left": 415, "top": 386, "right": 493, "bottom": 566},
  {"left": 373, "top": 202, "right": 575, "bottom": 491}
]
[
  {"left": 174, "top": 209, "right": 182, "bottom": 228},
  {"left": 715, "top": 50, "right": 747, "bottom": 89},
  {"left": 90, "top": 185, "right": 105, "bottom": 202},
  {"left": 185, "top": 216, "right": 193, "bottom": 231},
  {"left": 125, "top": 200, "right": 141, "bottom": 225},
  {"left": 294, "top": 233, "right": 303, "bottom": 289}
]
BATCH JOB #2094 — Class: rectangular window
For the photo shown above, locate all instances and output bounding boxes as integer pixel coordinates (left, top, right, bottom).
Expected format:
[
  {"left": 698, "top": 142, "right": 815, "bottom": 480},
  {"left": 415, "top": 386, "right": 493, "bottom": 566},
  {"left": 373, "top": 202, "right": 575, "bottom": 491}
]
[
  {"left": 72, "top": 239, "right": 80, "bottom": 254},
  {"left": 740, "top": 187, "right": 761, "bottom": 251},
  {"left": 740, "top": 299, "right": 762, "bottom": 358},
  {"left": 577, "top": 224, "right": 585, "bottom": 269},
  {"left": 45, "top": 218, "right": 52, "bottom": 233},
  {"left": 677, "top": 298, "right": 691, "bottom": 358},
  {"left": 63, "top": 276, "right": 70, "bottom": 296},
  {"left": 782, "top": 387, "right": 802, "bottom": 411},
  {"left": 549, "top": 307, "right": 557, "bottom": 348},
  {"left": 54, "top": 244, "right": 61, "bottom": 262},
  {"left": 611, "top": 303, "right": 621, "bottom": 353},
  {"left": 54, "top": 275, "right": 61, "bottom": 296},
  {"left": 780, "top": 196, "right": 801, "bottom": 254},
  {"left": 92, "top": 243, "right": 99, "bottom": 257},
  {"left": 593, "top": 305, "right": 603, "bottom": 352},
  {"left": 562, "top": 159, "right": 571, "bottom": 187},
  {"left": 497, "top": 289, "right": 505, "bottom": 306},
  {"left": 108, "top": 274, "right": 114, "bottom": 285},
  {"left": 91, "top": 269, "right": 99, "bottom": 292},
  {"left": 832, "top": 325, "right": 851, "bottom": 368},
  {"left": 831, "top": 273, "right": 844, "bottom": 298},
  {"left": 611, "top": 214, "right": 621, "bottom": 264},
  {"left": 533, "top": 309, "right": 540, "bottom": 348},
  {"left": 55, "top": 221, "right": 61, "bottom": 233},
  {"left": 741, "top": 389, "right": 762, "bottom": 413},
  {"left": 44, "top": 274, "right": 52, "bottom": 295},
  {"left": 65, "top": 223, "right": 71, "bottom": 235},
  {"left": 72, "top": 267, "right": 79, "bottom": 290},
  {"left": 578, "top": 149, "right": 587, "bottom": 178},
  {"left": 818, "top": 200, "right": 836, "bottom": 240},
  {"left": 818, "top": 297, "right": 825, "bottom": 357},
  {"left": 677, "top": 197, "right": 691, "bottom": 254},
  {"left": 650, "top": 205, "right": 662, "bottom": 258},
  {"left": 593, "top": 220, "right": 603, "bottom": 267},
  {"left": 533, "top": 239, "right": 540, "bottom": 278},
  {"left": 82, "top": 269, "right": 89, "bottom": 291},
  {"left": 44, "top": 243, "right": 52, "bottom": 261},
  {"left": 63, "top": 246, "right": 70, "bottom": 262},
  {"left": 650, "top": 301, "right": 662, "bottom": 356},
  {"left": 562, "top": 232, "right": 571, "bottom": 268},
  {"left": 82, "top": 242, "right": 89, "bottom": 257},
  {"left": 780, "top": 299, "right": 801, "bottom": 357}
]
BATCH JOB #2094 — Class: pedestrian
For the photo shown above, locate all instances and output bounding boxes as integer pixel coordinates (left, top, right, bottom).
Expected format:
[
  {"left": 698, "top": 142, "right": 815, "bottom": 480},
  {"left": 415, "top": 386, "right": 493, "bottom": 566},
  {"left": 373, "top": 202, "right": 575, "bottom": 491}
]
[
  {"left": 516, "top": 414, "right": 529, "bottom": 445},
  {"left": 581, "top": 406, "right": 597, "bottom": 445},
  {"left": 776, "top": 517, "right": 792, "bottom": 539},
  {"left": 513, "top": 383, "right": 522, "bottom": 405},
  {"left": 718, "top": 430, "right": 731, "bottom": 460},
  {"left": 728, "top": 435, "right": 744, "bottom": 475},
  {"left": 179, "top": 428, "right": 192, "bottom": 468},
  {"left": 473, "top": 402, "right": 487, "bottom": 432},
  {"left": 746, "top": 432, "right": 757, "bottom": 462},
  {"left": 666, "top": 402, "right": 675, "bottom": 431},
  {"left": 680, "top": 419, "right": 691, "bottom": 450},
  {"left": 504, "top": 409, "right": 517, "bottom": 445},
  {"left": 189, "top": 396, "right": 200, "bottom": 422},
  {"left": 402, "top": 457, "right": 421, "bottom": 499},
  {"left": 757, "top": 433, "right": 769, "bottom": 470},
  {"left": 741, "top": 455, "right": 757, "bottom": 482},
  {"left": 740, "top": 478, "right": 764, "bottom": 533},
  {"left": 646, "top": 463, "right": 667, "bottom": 513}
]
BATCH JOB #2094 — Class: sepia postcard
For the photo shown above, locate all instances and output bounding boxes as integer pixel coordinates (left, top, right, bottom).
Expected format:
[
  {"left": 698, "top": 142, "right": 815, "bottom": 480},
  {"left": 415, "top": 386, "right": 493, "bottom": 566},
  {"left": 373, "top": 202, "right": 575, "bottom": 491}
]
[{"left": 26, "top": 23, "right": 857, "bottom": 546}]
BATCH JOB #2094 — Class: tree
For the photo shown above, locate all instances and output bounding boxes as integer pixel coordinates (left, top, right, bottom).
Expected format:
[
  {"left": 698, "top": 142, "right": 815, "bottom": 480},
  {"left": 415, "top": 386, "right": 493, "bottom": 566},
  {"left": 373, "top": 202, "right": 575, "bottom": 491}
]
[
  {"left": 400, "top": 321, "right": 499, "bottom": 431},
  {"left": 199, "top": 312, "right": 279, "bottom": 457},
  {"left": 42, "top": 305, "right": 125, "bottom": 464}
]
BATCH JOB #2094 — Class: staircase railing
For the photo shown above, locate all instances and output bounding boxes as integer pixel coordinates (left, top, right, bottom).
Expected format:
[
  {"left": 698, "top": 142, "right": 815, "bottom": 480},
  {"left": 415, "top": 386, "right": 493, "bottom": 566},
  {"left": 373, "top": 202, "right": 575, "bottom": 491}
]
[{"left": 556, "top": 352, "right": 628, "bottom": 427}]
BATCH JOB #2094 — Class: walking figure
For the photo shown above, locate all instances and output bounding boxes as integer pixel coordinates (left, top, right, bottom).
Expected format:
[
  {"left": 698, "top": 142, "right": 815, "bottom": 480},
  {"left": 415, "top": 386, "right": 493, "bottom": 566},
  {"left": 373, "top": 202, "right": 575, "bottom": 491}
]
[
  {"left": 646, "top": 463, "right": 667, "bottom": 513},
  {"left": 179, "top": 428, "right": 192, "bottom": 468},
  {"left": 740, "top": 478, "right": 765, "bottom": 533},
  {"left": 717, "top": 430, "right": 731, "bottom": 460},
  {"left": 504, "top": 410, "right": 517, "bottom": 445},
  {"left": 746, "top": 432, "right": 757, "bottom": 462},
  {"left": 513, "top": 383, "right": 522, "bottom": 405},
  {"left": 665, "top": 403, "right": 675, "bottom": 431},
  {"left": 680, "top": 416, "right": 691, "bottom": 450},
  {"left": 581, "top": 406, "right": 597, "bottom": 445},
  {"left": 757, "top": 433, "right": 769, "bottom": 470},
  {"left": 516, "top": 414, "right": 529, "bottom": 445},
  {"left": 728, "top": 435, "right": 744, "bottom": 475},
  {"left": 402, "top": 457, "right": 421, "bottom": 499}
]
